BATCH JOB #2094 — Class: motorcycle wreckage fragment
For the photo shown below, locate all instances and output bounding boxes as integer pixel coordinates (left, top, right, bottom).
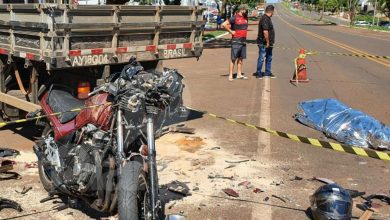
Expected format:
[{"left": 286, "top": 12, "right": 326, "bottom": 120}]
[{"left": 32, "top": 58, "right": 186, "bottom": 220}]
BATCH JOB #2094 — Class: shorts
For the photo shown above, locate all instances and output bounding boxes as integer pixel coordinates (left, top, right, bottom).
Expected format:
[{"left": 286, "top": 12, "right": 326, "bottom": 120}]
[{"left": 231, "top": 42, "right": 246, "bottom": 61}]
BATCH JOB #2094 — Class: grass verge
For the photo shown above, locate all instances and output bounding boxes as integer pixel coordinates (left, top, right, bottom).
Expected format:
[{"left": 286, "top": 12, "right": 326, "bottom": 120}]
[{"left": 203, "top": 30, "right": 228, "bottom": 41}]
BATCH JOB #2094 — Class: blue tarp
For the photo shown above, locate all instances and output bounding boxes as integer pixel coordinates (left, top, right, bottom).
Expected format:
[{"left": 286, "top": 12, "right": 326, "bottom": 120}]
[{"left": 295, "top": 99, "right": 390, "bottom": 150}]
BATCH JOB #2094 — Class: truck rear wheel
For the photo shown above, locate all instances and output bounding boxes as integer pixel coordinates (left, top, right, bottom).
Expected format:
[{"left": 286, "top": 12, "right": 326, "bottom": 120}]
[{"left": 118, "top": 161, "right": 150, "bottom": 220}]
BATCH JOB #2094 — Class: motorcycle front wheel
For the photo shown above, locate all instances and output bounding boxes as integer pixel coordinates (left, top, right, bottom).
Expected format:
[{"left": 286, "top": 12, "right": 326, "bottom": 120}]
[
  {"left": 38, "top": 124, "right": 55, "bottom": 192},
  {"left": 118, "top": 161, "right": 150, "bottom": 220}
]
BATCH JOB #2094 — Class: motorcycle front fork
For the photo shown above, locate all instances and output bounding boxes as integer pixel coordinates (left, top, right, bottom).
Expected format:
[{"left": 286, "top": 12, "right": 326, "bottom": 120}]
[
  {"left": 116, "top": 109, "right": 159, "bottom": 219},
  {"left": 146, "top": 115, "right": 159, "bottom": 219}
]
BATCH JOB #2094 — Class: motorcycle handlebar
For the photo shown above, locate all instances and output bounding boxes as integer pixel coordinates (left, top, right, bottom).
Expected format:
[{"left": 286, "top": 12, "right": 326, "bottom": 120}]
[{"left": 88, "top": 85, "right": 106, "bottom": 97}]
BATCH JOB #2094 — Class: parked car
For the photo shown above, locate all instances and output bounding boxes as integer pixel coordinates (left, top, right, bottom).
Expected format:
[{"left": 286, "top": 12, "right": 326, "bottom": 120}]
[
  {"left": 354, "top": 20, "right": 371, "bottom": 26},
  {"left": 379, "top": 20, "right": 390, "bottom": 28},
  {"left": 258, "top": 8, "right": 265, "bottom": 17}
]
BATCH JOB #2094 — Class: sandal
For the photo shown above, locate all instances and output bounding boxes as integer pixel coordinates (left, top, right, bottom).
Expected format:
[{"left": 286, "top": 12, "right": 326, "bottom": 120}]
[
  {"left": 228, "top": 77, "right": 234, "bottom": 81},
  {"left": 238, "top": 76, "right": 248, "bottom": 80}
]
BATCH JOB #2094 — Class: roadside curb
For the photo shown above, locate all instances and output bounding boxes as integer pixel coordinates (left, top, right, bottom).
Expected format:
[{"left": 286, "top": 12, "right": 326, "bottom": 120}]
[
  {"left": 283, "top": 4, "right": 390, "bottom": 33},
  {"left": 204, "top": 32, "right": 230, "bottom": 43}
]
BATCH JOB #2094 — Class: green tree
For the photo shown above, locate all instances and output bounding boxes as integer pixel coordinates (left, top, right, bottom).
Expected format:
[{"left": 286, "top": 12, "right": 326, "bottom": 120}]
[
  {"left": 347, "top": 0, "right": 359, "bottom": 25},
  {"left": 370, "top": 0, "right": 390, "bottom": 18},
  {"left": 220, "top": 0, "right": 261, "bottom": 19}
]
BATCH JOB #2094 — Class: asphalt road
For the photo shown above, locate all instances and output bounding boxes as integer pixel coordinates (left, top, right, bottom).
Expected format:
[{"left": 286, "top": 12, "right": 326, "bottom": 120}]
[
  {"left": 1, "top": 3, "right": 389, "bottom": 220},
  {"left": 165, "top": 3, "right": 390, "bottom": 219}
]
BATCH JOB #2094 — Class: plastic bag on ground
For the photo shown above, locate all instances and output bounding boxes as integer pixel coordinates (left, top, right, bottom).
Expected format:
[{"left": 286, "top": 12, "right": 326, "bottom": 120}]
[{"left": 295, "top": 98, "right": 390, "bottom": 150}]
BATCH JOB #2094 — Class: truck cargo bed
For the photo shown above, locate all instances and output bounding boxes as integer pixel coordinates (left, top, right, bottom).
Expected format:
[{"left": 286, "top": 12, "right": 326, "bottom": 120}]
[{"left": 0, "top": 4, "right": 205, "bottom": 70}]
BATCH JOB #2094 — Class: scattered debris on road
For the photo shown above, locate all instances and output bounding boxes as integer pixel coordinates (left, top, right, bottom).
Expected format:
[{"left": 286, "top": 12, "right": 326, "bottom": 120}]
[
  {"left": 238, "top": 181, "right": 252, "bottom": 188},
  {"left": 263, "top": 196, "right": 270, "bottom": 201},
  {"left": 0, "top": 197, "right": 23, "bottom": 212},
  {"left": 359, "top": 209, "right": 374, "bottom": 220},
  {"left": 0, "top": 148, "right": 20, "bottom": 181},
  {"left": 0, "top": 148, "right": 20, "bottom": 158},
  {"left": 253, "top": 188, "right": 264, "bottom": 193},
  {"left": 346, "top": 189, "right": 366, "bottom": 198},
  {"left": 161, "top": 125, "right": 196, "bottom": 136},
  {"left": 15, "top": 186, "right": 32, "bottom": 195},
  {"left": 222, "top": 188, "right": 239, "bottom": 198},
  {"left": 224, "top": 164, "right": 236, "bottom": 169},
  {"left": 168, "top": 201, "right": 176, "bottom": 209},
  {"left": 0, "top": 160, "right": 15, "bottom": 173},
  {"left": 165, "top": 180, "right": 190, "bottom": 196},
  {"left": 24, "top": 162, "right": 38, "bottom": 169},
  {"left": 312, "top": 177, "right": 335, "bottom": 184},
  {"left": 289, "top": 176, "right": 303, "bottom": 181},
  {"left": 208, "top": 174, "right": 234, "bottom": 180},
  {"left": 0, "top": 171, "right": 21, "bottom": 180},
  {"left": 272, "top": 194, "right": 287, "bottom": 203},
  {"left": 225, "top": 159, "right": 249, "bottom": 164},
  {"left": 270, "top": 180, "right": 284, "bottom": 186},
  {"left": 197, "top": 203, "right": 207, "bottom": 210},
  {"left": 359, "top": 193, "right": 390, "bottom": 212}
]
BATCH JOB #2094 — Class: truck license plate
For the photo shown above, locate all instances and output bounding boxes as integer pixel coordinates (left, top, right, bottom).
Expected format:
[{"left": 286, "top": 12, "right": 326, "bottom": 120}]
[{"left": 160, "top": 48, "right": 190, "bottom": 59}]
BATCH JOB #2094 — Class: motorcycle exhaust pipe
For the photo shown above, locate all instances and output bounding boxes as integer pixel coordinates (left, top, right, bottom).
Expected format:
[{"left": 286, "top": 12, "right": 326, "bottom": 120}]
[
  {"left": 94, "top": 150, "right": 104, "bottom": 208},
  {"left": 102, "top": 156, "right": 115, "bottom": 212},
  {"left": 165, "top": 214, "right": 186, "bottom": 220}
]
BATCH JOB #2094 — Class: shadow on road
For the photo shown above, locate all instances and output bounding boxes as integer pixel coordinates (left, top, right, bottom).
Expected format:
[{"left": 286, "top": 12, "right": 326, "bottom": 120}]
[
  {"left": 0, "top": 121, "right": 43, "bottom": 142},
  {"left": 204, "top": 39, "right": 258, "bottom": 49},
  {"left": 301, "top": 22, "right": 337, "bottom": 26}
]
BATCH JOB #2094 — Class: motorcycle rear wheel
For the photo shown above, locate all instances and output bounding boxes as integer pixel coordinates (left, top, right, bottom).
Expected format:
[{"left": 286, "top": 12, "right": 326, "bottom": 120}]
[{"left": 118, "top": 161, "right": 150, "bottom": 220}]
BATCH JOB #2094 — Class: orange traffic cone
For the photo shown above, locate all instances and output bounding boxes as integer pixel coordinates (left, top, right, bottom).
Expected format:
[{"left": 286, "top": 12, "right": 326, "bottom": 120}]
[{"left": 290, "top": 49, "right": 309, "bottom": 83}]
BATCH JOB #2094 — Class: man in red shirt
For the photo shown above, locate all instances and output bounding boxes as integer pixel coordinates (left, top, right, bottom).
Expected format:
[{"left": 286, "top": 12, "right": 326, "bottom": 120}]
[{"left": 222, "top": 4, "right": 249, "bottom": 81}]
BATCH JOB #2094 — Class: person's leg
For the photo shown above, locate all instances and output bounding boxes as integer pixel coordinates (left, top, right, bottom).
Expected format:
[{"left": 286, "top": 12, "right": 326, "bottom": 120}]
[
  {"left": 264, "top": 47, "right": 273, "bottom": 76},
  {"left": 256, "top": 45, "right": 266, "bottom": 76},
  {"left": 237, "top": 44, "right": 248, "bottom": 79},
  {"left": 230, "top": 43, "right": 239, "bottom": 80},
  {"left": 229, "top": 59, "right": 235, "bottom": 80},
  {"left": 237, "top": 58, "right": 243, "bottom": 77}
]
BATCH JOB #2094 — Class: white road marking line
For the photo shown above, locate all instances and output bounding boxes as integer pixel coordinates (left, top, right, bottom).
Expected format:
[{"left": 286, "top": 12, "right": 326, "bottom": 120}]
[
  {"left": 259, "top": 78, "right": 271, "bottom": 155},
  {"left": 252, "top": 77, "right": 272, "bottom": 219}
]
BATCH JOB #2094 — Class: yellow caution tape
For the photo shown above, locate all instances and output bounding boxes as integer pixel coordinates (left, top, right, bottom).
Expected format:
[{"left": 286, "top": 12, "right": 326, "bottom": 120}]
[
  {"left": 272, "top": 46, "right": 390, "bottom": 60},
  {"left": 186, "top": 107, "right": 390, "bottom": 162},
  {"left": 0, "top": 104, "right": 108, "bottom": 128}
]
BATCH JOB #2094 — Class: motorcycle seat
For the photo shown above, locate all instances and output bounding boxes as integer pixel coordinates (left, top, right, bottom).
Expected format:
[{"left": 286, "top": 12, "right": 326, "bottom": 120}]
[{"left": 48, "top": 89, "right": 84, "bottom": 124}]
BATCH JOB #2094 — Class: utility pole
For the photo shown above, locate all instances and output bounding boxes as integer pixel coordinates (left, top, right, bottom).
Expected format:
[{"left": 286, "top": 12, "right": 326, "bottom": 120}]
[{"left": 372, "top": 0, "right": 377, "bottom": 26}]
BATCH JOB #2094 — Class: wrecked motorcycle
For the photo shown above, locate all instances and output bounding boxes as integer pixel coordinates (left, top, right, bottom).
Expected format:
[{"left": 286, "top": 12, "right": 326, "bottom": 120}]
[{"left": 33, "top": 59, "right": 185, "bottom": 219}]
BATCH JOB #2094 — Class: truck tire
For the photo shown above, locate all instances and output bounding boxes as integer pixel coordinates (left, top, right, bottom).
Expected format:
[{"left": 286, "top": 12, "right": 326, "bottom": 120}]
[
  {"left": 163, "top": 0, "right": 181, "bottom": 5},
  {"left": 118, "top": 161, "right": 149, "bottom": 220},
  {"left": 38, "top": 125, "right": 55, "bottom": 192}
]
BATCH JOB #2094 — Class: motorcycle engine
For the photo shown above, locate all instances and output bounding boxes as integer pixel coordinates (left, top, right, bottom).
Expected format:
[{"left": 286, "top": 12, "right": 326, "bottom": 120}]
[
  {"left": 62, "top": 143, "right": 96, "bottom": 192},
  {"left": 45, "top": 124, "right": 110, "bottom": 194}
]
